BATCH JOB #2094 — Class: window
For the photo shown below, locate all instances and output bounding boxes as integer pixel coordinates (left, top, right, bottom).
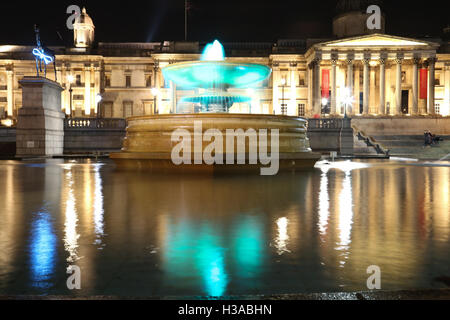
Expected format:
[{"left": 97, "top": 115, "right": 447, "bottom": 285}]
[
  {"left": 125, "top": 75, "right": 131, "bottom": 88},
  {"left": 101, "top": 102, "right": 113, "bottom": 118},
  {"left": 146, "top": 75, "right": 152, "bottom": 87},
  {"left": 435, "top": 75, "right": 440, "bottom": 86},
  {"left": 76, "top": 75, "right": 81, "bottom": 86},
  {"left": 435, "top": 103, "right": 440, "bottom": 115},
  {"left": 105, "top": 75, "right": 111, "bottom": 87},
  {"left": 123, "top": 101, "right": 133, "bottom": 118},
  {"left": 299, "top": 74, "right": 305, "bottom": 86},
  {"left": 298, "top": 104, "right": 305, "bottom": 117}
]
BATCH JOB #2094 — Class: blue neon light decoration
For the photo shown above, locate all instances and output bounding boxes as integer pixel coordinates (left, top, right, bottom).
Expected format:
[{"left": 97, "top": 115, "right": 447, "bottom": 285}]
[{"left": 32, "top": 48, "right": 54, "bottom": 65}]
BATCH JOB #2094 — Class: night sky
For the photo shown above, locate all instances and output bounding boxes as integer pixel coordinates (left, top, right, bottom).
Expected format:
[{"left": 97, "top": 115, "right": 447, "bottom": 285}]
[{"left": 0, "top": 0, "right": 448, "bottom": 46}]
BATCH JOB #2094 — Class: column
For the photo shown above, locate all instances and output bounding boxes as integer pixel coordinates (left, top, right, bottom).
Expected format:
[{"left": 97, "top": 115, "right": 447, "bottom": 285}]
[
  {"left": 307, "top": 63, "right": 313, "bottom": 116},
  {"left": 61, "top": 63, "right": 66, "bottom": 114},
  {"left": 154, "top": 62, "right": 161, "bottom": 114},
  {"left": 6, "top": 67, "right": 14, "bottom": 118},
  {"left": 272, "top": 63, "right": 280, "bottom": 115},
  {"left": 370, "top": 65, "right": 376, "bottom": 112},
  {"left": 85, "top": 64, "right": 91, "bottom": 116},
  {"left": 445, "top": 64, "right": 450, "bottom": 116},
  {"left": 363, "top": 58, "right": 370, "bottom": 115},
  {"left": 314, "top": 59, "right": 321, "bottom": 115},
  {"left": 331, "top": 58, "right": 337, "bottom": 114},
  {"left": 428, "top": 57, "right": 436, "bottom": 115},
  {"left": 412, "top": 58, "right": 419, "bottom": 115},
  {"left": 395, "top": 57, "right": 403, "bottom": 115},
  {"left": 346, "top": 57, "right": 353, "bottom": 115},
  {"left": 290, "top": 64, "right": 297, "bottom": 116},
  {"left": 94, "top": 66, "right": 100, "bottom": 116},
  {"left": 379, "top": 58, "right": 386, "bottom": 115}
]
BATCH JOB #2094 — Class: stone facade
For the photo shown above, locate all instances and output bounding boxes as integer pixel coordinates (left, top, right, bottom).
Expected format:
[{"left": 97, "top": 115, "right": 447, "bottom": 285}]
[{"left": 0, "top": 6, "right": 449, "bottom": 121}]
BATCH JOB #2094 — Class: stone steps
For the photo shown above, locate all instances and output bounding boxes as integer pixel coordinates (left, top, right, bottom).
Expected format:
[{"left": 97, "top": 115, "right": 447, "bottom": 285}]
[{"left": 368, "top": 135, "right": 450, "bottom": 160}]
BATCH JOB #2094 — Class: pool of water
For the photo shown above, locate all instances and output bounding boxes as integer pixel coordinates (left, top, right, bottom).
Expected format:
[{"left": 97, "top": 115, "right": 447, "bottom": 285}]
[{"left": 0, "top": 159, "right": 449, "bottom": 297}]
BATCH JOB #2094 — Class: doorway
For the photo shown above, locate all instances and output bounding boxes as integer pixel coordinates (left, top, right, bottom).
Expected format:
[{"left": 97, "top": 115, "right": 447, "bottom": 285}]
[{"left": 401, "top": 90, "right": 409, "bottom": 114}]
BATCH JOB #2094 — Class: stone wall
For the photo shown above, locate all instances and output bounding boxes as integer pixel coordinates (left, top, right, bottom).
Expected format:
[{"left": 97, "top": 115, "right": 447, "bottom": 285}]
[
  {"left": 353, "top": 117, "right": 450, "bottom": 136},
  {"left": 64, "top": 129, "right": 125, "bottom": 154},
  {"left": 0, "top": 127, "right": 16, "bottom": 156},
  {"left": 63, "top": 118, "right": 126, "bottom": 154}
]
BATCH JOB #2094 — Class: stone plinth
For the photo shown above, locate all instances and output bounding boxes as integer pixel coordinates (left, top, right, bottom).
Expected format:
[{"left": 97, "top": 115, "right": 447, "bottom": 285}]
[{"left": 16, "top": 77, "right": 65, "bottom": 157}]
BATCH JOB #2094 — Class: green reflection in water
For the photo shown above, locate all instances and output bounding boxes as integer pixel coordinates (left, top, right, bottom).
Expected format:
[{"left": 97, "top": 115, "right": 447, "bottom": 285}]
[
  {"left": 232, "top": 215, "right": 263, "bottom": 278},
  {"left": 163, "top": 219, "right": 227, "bottom": 297}
]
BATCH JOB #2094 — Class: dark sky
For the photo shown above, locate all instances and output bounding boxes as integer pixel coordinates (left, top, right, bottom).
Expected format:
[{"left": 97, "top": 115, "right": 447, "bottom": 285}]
[{"left": 0, "top": 0, "right": 448, "bottom": 46}]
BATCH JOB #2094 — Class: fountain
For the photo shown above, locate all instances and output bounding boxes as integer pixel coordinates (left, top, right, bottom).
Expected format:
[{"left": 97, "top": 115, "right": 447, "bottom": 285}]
[
  {"left": 110, "top": 40, "right": 320, "bottom": 173},
  {"left": 163, "top": 40, "right": 271, "bottom": 113}
]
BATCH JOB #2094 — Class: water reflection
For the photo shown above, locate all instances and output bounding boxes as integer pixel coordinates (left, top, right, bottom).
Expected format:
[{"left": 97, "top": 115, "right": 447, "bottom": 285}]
[
  {"left": 29, "top": 210, "right": 56, "bottom": 289},
  {"left": 93, "top": 164, "right": 105, "bottom": 245},
  {"left": 274, "top": 217, "right": 290, "bottom": 255},
  {"left": 162, "top": 219, "right": 228, "bottom": 297},
  {"left": 337, "top": 170, "right": 353, "bottom": 267},
  {"left": 0, "top": 159, "right": 450, "bottom": 296},
  {"left": 63, "top": 169, "right": 79, "bottom": 263},
  {"left": 318, "top": 167, "right": 330, "bottom": 239}
]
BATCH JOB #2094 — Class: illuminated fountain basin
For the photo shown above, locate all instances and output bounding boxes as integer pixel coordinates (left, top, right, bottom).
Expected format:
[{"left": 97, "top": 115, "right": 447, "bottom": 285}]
[{"left": 110, "top": 40, "right": 320, "bottom": 172}]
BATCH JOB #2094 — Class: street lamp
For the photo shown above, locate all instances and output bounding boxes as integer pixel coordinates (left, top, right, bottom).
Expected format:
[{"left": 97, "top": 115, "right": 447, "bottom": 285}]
[
  {"left": 151, "top": 87, "right": 159, "bottom": 114},
  {"left": 342, "top": 87, "right": 354, "bottom": 119},
  {"left": 95, "top": 94, "right": 102, "bottom": 118},
  {"left": 280, "top": 78, "right": 286, "bottom": 115},
  {"left": 67, "top": 75, "right": 74, "bottom": 118}
]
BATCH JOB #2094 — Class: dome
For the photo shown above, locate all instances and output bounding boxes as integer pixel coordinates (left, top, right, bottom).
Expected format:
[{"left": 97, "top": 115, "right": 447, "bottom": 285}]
[
  {"left": 336, "top": 0, "right": 383, "bottom": 14},
  {"left": 74, "top": 7, "right": 94, "bottom": 27},
  {"left": 73, "top": 7, "right": 95, "bottom": 48}
]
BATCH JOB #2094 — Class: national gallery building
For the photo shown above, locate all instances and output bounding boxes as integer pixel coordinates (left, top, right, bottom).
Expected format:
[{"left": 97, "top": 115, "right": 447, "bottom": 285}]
[{"left": 0, "top": 2, "right": 449, "bottom": 121}]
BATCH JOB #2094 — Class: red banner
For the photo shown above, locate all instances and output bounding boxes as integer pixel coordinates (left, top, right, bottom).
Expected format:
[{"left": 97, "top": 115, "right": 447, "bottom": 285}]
[
  {"left": 322, "top": 69, "right": 330, "bottom": 99},
  {"left": 420, "top": 68, "right": 428, "bottom": 99}
]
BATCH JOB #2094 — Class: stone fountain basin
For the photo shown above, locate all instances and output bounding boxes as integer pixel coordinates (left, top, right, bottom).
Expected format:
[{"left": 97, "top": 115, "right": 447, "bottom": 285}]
[{"left": 110, "top": 114, "right": 321, "bottom": 172}]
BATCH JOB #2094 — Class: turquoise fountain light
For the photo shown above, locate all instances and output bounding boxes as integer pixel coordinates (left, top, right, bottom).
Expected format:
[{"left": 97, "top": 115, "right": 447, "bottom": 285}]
[{"left": 162, "top": 40, "right": 272, "bottom": 113}]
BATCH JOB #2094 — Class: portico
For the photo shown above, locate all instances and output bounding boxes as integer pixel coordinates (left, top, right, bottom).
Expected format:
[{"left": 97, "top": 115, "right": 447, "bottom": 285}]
[{"left": 304, "top": 34, "right": 444, "bottom": 117}]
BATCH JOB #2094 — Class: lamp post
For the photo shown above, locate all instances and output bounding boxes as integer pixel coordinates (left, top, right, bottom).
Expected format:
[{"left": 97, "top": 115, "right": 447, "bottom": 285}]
[
  {"left": 281, "top": 77, "right": 286, "bottom": 115},
  {"left": 67, "top": 75, "right": 74, "bottom": 118},
  {"left": 151, "top": 87, "right": 159, "bottom": 114}
]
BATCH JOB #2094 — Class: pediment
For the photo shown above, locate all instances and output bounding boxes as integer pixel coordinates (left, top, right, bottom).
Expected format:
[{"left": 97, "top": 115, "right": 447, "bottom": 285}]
[{"left": 320, "top": 34, "right": 438, "bottom": 48}]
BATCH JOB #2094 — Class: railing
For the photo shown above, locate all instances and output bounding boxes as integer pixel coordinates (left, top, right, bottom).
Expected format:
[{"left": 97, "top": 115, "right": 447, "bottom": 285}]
[
  {"left": 65, "top": 118, "right": 127, "bottom": 130},
  {"left": 308, "top": 118, "right": 344, "bottom": 129},
  {"left": 356, "top": 130, "right": 390, "bottom": 156}
]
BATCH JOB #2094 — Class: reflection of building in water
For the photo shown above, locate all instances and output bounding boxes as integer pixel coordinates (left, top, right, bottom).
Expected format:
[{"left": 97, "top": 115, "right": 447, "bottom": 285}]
[
  {"left": 0, "top": 4, "right": 449, "bottom": 119},
  {"left": 63, "top": 169, "right": 79, "bottom": 263},
  {"left": 314, "top": 163, "right": 450, "bottom": 290},
  {"left": 0, "top": 163, "right": 20, "bottom": 282}
]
